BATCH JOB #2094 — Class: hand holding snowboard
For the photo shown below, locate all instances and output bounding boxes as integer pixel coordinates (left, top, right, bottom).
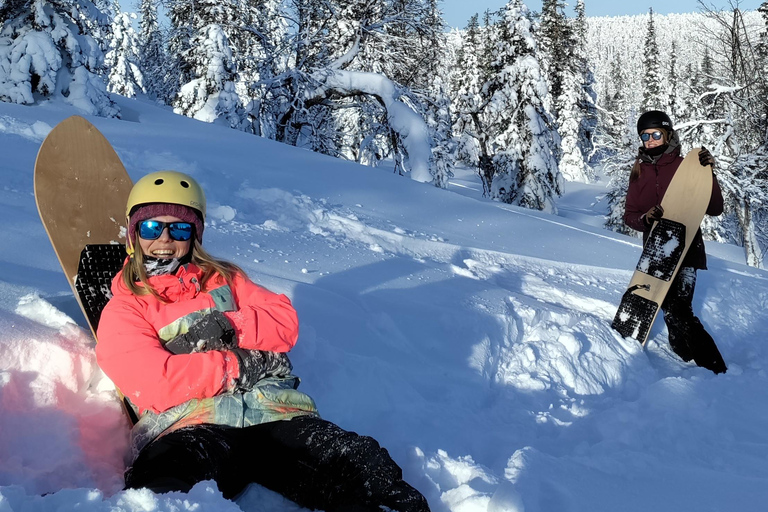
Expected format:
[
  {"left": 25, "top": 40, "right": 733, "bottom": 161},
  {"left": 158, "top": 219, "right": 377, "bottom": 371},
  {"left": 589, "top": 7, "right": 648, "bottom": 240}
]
[
  {"left": 643, "top": 205, "right": 664, "bottom": 226},
  {"left": 698, "top": 147, "right": 715, "bottom": 168}
]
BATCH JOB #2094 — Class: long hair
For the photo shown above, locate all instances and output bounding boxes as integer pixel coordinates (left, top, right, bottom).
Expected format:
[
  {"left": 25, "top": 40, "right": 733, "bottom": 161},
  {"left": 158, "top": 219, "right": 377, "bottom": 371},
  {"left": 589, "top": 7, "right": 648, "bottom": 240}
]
[
  {"left": 121, "top": 235, "right": 244, "bottom": 300},
  {"left": 630, "top": 128, "right": 669, "bottom": 183}
]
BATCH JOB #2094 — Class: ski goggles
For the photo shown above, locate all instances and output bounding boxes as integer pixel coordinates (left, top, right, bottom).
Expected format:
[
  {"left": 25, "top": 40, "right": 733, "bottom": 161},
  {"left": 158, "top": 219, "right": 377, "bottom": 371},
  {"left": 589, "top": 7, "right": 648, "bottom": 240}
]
[
  {"left": 138, "top": 220, "right": 194, "bottom": 241},
  {"left": 640, "top": 131, "right": 664, "bottom": 142}
]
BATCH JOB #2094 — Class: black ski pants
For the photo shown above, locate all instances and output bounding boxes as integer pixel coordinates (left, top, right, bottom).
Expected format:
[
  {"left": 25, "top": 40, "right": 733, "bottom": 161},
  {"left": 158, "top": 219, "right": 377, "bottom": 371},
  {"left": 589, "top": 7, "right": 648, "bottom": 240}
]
[
  {"left": 124, "top": 415, "right": 430, "bottom": 512},
  {"left": 661, "top": 267, "right": 727, "bottom": 374}
]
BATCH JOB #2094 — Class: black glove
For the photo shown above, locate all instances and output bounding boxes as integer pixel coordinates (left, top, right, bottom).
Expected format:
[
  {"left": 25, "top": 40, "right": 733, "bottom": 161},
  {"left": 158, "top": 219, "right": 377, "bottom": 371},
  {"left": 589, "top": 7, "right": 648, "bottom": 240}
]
[
  {"left": 233, "top": 349, "right": 293, "bottom": 390},
  {"left": 698, "top": 147, "right": 716, "bottom": 168},
  {"left": 642, "top": 205, "right": 664, "bottom": 227},
  {"left": 165, "top": 310, "right": 236, "bottom": 354}
]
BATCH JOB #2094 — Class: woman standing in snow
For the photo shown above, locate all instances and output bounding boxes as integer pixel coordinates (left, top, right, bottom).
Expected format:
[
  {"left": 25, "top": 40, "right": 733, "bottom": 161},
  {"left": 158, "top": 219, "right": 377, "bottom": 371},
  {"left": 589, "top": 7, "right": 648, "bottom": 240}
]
[
  {"left": 623, "top": 110, "right": 727, "bottom": 374},
  {"left": 96, "top": 170, "right": 430, "bottom": 511}
]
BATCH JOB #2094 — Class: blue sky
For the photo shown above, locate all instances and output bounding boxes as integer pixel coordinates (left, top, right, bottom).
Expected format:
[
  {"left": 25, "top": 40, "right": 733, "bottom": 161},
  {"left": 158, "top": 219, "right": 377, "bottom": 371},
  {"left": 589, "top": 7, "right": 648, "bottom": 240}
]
[{"left": 441, "top": 0, "right": 765, "bottom": 28}]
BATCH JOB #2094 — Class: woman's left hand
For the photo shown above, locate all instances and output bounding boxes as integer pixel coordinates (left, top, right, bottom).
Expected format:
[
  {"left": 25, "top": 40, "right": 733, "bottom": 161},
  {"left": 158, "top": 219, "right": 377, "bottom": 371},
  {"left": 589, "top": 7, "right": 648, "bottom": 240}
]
[
  {"left": 233, "top": 349, "right": 293, "bottom": 390},
  {"left": 699, "top": 147, "right": 716, "bottom": 168}
]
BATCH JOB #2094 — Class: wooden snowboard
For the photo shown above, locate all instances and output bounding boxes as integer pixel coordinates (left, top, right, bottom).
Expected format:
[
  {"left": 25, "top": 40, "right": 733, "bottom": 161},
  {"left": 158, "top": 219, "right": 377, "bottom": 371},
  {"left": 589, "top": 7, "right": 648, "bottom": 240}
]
[
  {"left": 34, "top": 115, "right": 132, "bottom": 337},
  {"left": 35, "top": 116, "right": 138, "bottom": 424},
  {"left": 612, "top": 147, "right": 713, "bottom": 345}
]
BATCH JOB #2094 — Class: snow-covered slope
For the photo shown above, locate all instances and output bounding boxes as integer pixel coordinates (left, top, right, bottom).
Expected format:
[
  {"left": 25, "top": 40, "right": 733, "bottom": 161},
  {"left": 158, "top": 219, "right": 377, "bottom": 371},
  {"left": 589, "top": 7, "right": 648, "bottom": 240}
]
[{"left": 1, "top": 97, "right": 767, "bottom": 512}]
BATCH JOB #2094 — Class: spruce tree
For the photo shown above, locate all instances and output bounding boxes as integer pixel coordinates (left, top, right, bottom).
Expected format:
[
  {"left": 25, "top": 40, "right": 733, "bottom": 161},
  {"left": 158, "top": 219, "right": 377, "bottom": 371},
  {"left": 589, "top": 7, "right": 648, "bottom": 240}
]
[
  {"left": 603, "top": 114, "right": 640, "bottom": 236},
  {"left": 137, "top": 0, "right": 166, "bottom": 101},
  {"left": 166, "top": 0, "right": 195, "bottom": 101},
  {"left": 641, "top": 8, "right": 665, "bottom": 112},
  {"left": 174, "top": 23, "right": 245, "bottom": 129},
  {"left": 480, "top": 0, "right": 562, "bottom": 212},
  {"left": 667, "top": 41, "right": 686, "bottom": 121},
  {"left": 168, "top": 0, "right": 246, "bottom": 128},
  {"left": 0, "top": 0, "right": 118, "bottom": 116},
  {"left": 538, "top": 0, "right": 569, "bottom": 103},
  {"left": 573, "top": 0, "right": 597, "bottom": 172},
  {"left": 426, "top": 77, "right": 456, "bottom": 188},
  {"left": 555, "top": 0, "right": 596, "bottom": 183},
  {"left": 239, "top": 0, "right": 288, "bottom": 137},
  {"left": 105, "top": 1, "right": 143, "bottom": 98},
  {"left": 453, "top": 14, "right": 483, "bottom": 165}
]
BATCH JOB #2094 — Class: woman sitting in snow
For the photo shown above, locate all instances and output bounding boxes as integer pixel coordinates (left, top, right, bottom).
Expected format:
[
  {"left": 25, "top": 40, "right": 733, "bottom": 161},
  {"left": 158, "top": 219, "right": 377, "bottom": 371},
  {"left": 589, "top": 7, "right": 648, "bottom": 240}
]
[
  {"left": 623, "top": 110, "right": 727, "bottom": 374},
  {"left": 96, "top": 170, "right": 430, "bottom": 511}
]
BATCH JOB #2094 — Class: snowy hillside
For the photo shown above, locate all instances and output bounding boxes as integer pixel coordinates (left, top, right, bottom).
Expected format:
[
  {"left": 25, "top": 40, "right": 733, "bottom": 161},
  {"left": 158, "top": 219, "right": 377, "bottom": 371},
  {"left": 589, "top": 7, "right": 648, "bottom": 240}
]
[{"left": 1, "top": 97, "right": 768, "bottom": 512}]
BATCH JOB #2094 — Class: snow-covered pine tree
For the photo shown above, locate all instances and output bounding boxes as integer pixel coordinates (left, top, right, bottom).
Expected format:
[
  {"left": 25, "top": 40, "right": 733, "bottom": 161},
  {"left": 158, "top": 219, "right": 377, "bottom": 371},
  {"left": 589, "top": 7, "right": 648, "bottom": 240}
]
[
  {"left": 480, "top": 9, "right": 498, "bottom": 87},
  {"left": 602, "top": 55, "right": 628, "bottom": 140},
  {"left": 594, "top": 55, "right": 638, "bottom": 235},
  {"left": 421, "top": 0, "right": 455, "bottom": 187},
  {"left": 166, "top": 0, "right": 196, "bottom": 101},
  {"left": 480, "top": 0, "right": 562, "bottom": 212},
  {"left": 137, "top": 0, "right": 166, "bottom": 102},
  {"left": 421, "top": 0, "right": 446, "bottom": 85},
  {"left": 174, "top": 23, "right": 245, "bottom": 129},
  {"left": 238, "top": 0, "right": 288, "bottom": 137},
  {"left": 573, "top": 0, "right": 597, "bottom": 171},
  {"left": 451, "top": 9, "right": 502, "bottom": 196},
  {"left": 267, "top": 0, "right": 439, "bottom": 184},
  {"left": 538, "top": 0, "right": 569, "bottom": 103},
  {"left": 0, "top": 0, "right": 118, "bottom": 116},
  {"left": 602, "top": 112, "right": 640, "bottom": 236},
  {"left": 552, "top": 0, "right": 596, "bottom": 183},
  {"left": 557, "top": 67, "right": 590, "bottom": 182},
  {"left": 452, "top": 14, "right": 483, "bottom": 165},
  {"left": 169, "top": 0, "right": 246, "bottom": 128},
  {"left": 426, "top": 76, "right": 456, "bottom": 188},
  {"left": 105, "top": 1, "right": 143, "bottom": 98},
  {"left": 641, "top": 8, "right": 665, "bottom": 112},
  {"left": 667, "top": 41, "right": 685, "bottom": 121}
]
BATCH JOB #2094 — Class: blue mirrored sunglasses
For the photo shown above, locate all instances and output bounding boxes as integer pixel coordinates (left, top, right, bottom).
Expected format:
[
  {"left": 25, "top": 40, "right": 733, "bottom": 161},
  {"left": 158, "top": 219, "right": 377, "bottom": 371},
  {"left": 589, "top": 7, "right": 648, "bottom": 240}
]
[
  {"left": 640, "top": 131, "right": 664, "bottom": 142},
  {"left": 138, "top": 220, "right": 194, "bottom": 241}
]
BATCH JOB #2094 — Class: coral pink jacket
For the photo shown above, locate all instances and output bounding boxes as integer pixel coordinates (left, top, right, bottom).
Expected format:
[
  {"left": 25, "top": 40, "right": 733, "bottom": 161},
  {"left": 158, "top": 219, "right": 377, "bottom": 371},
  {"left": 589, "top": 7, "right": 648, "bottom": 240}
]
[{"left": 96, "top": 263, "right": 299, "bottom": 414}]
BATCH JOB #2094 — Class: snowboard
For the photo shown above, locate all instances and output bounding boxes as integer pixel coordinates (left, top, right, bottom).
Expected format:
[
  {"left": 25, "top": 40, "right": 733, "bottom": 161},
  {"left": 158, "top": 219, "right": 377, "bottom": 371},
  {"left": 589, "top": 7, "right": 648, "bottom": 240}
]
[
  {"left": 612, "top": 147, "right": 713, "bottom": 345},
  {"left": 35, "top": 115, "right": 138, "bottom": 423}
]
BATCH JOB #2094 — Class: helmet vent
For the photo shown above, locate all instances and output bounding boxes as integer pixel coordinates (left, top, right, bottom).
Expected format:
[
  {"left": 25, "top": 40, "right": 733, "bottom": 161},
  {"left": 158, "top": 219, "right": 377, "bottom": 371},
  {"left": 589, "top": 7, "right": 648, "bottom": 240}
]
[
  {"left": 154, "top": 179, "right": 164, "bottom": 185},
  {"left": 180, "top": 181, "right": 190, "bottom": 188}
]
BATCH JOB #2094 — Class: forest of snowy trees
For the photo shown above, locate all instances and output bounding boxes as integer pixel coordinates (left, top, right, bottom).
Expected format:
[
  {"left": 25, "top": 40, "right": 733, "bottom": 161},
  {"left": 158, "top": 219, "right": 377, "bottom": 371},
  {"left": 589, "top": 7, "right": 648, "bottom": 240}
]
[{"left": 0, "top": 0, "right": 766, "bottom": 268}]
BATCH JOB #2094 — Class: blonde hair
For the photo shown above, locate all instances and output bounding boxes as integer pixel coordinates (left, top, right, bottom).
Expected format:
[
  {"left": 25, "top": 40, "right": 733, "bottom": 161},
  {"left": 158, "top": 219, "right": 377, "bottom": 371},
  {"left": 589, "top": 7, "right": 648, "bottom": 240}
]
[{"left": 121, "top": 236, "right": 244, "bottom": 300}]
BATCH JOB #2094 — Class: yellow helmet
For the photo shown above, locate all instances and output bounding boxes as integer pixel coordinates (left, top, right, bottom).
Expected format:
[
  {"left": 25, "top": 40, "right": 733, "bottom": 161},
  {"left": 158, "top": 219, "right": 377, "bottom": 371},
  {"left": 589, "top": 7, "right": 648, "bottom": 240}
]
[
  {"left": 126, "top": 170, "right": 206, "bottom": 219},
  {"left": 125, "top": 171, "right": 206, "bottom": 256}
]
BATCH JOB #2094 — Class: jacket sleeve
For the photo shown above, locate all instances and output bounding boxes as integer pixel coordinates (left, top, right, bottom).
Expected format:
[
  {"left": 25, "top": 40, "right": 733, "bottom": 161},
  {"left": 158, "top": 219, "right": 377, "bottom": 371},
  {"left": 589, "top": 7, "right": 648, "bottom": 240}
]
[
  {"left": 96, "top": 298, "right": 241, "bottom": 414},
  {"left": 623, "top": 177, "right": 648, "bottom": 233},
  {"left": 707, "top": 172, "right": 724, "bottom": 216},
  {"left": 225, "top": 273, "right": 299, "bottom": 352}
]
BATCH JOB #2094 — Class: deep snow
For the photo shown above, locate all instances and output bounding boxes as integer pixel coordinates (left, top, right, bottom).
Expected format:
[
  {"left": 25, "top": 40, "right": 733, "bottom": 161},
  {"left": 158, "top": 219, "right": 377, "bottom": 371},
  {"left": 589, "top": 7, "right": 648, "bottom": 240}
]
[{"left": 1, "top": 97, "right": 767, "bottom": 512}]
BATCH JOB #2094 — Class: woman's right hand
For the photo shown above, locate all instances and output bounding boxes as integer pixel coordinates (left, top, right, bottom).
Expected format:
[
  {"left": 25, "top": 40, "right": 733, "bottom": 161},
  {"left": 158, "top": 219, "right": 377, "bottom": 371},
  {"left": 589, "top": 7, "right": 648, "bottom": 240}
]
[
  {"left": 165, "top": 310, "right": 236, "bottom": 354},
  {"left": 643, "top": 205, "right": 664, "bottom": 226}
]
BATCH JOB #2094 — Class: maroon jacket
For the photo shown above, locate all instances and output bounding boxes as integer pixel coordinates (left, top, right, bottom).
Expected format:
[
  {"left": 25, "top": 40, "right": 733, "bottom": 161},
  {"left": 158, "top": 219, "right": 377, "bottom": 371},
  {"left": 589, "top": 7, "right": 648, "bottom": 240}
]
[{"left": 624, "top": 143, "right": 723, "bottom": 270}]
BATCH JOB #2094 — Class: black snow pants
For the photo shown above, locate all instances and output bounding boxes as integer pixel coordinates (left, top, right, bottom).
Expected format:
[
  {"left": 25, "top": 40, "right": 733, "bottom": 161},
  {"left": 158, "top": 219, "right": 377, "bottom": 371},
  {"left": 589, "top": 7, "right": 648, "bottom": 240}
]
[
  {"left": 124, "top": 415, "right": 430, "bottom": 512},
  {"left": 661, "top": 267, "right": 727, "bottom": 374}
]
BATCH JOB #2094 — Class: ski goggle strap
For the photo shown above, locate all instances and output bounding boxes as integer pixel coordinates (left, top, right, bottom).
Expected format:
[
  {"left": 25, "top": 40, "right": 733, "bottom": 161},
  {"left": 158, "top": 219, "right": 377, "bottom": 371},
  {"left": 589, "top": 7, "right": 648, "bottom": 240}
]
[
  {"left": 640, "top": 131, "right": 664, "bottom": 142},
  {"left": 138, "top": 220, "right": 194, "bottom": 241}
]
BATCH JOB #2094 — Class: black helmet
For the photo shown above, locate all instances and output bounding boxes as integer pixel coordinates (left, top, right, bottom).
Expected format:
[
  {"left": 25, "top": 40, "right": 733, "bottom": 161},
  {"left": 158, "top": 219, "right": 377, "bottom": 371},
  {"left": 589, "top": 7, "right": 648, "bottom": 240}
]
[{"left": 637, "top": 110, "right": 673, "bottom": 134}]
